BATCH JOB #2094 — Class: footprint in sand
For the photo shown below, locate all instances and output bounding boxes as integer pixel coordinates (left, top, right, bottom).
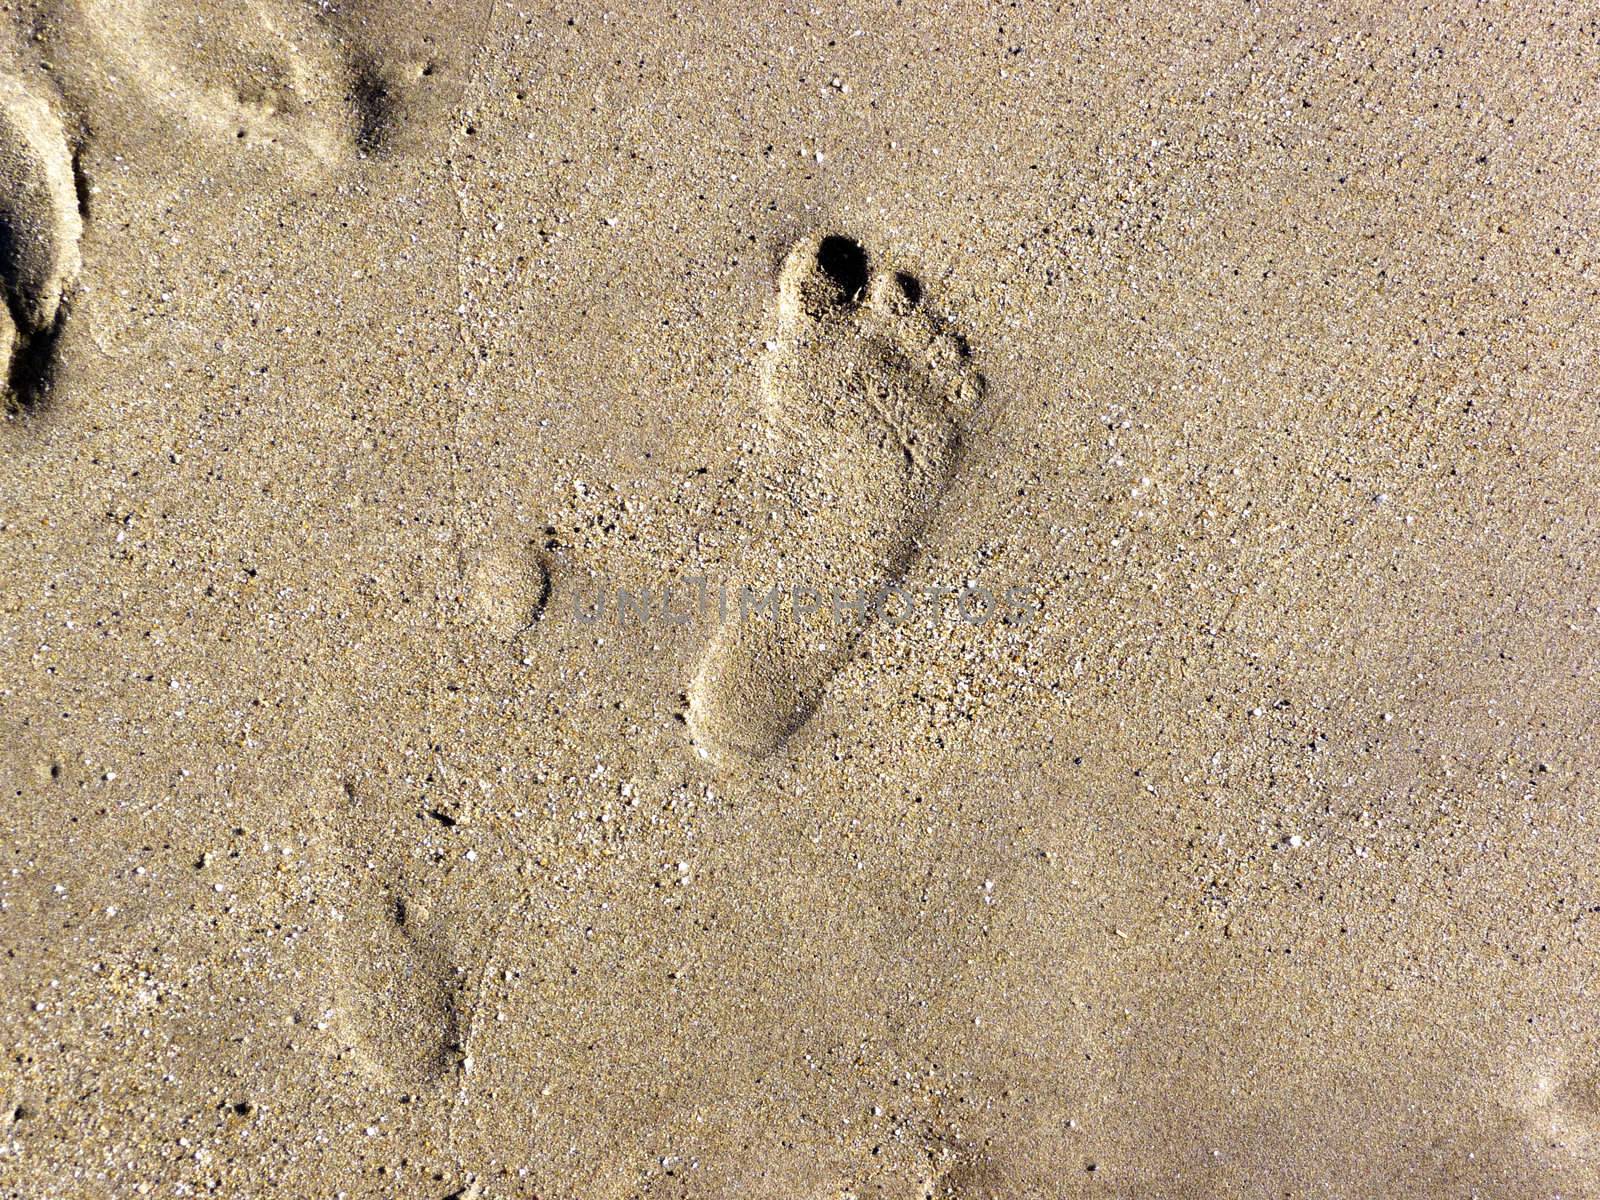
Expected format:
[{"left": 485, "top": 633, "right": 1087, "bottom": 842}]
[
  {"left": 332, "top": 880, "right": 465, "bottom": 1088},
  {"left": 686, "top": 234, "right": 986, "bottom": 764},
  {"left": 60, "top": 0, "right": 355, "bottom": 162},
  {"left": 0, "top": 72, "right": 82, "bottom": 412},
  {"left": 54, "top": 0, "right": 456, "bottom": 163}
]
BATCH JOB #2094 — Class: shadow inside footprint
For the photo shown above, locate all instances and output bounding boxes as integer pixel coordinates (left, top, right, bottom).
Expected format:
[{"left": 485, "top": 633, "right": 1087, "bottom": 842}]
[
  {"left": 685, "top": 233, "right": 986, "bottom": 764},
  {"left": 814, "top": 233, "right": 869, "bottom": 297}
]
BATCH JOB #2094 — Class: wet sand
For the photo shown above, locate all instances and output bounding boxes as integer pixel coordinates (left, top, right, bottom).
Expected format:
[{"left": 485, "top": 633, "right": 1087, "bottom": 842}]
[{"left": 2, "top": 2, "right": 1599, "bottom": 1196}]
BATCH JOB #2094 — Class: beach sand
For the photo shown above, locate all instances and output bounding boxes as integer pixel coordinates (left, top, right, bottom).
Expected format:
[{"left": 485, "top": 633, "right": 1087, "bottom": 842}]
[{"left": 2, "top": 2, "right": 1599, "bottom": 1196}]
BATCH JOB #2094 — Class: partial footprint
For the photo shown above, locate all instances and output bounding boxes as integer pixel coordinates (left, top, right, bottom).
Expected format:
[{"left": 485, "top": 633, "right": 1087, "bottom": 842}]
[
  {"left": 686, "top": 234, "right": 986, "bottom": 763},
  {"left": 60, "top": 0, "right": 356, "bottom": 163},
  {"left": 462, "top": 541, "right": 551, "bottom": 640},
  {"left": 0, "top": 72, "right": 81, "bottom": 412},
  {"left": 54, "top": 0, "right": 458, "bottom": 165}
]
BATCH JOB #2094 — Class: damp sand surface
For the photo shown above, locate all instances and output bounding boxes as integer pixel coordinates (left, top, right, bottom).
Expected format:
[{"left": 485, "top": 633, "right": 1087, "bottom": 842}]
[{"left": 2, "top": 3, "right": 1600, "bottom": 1197}]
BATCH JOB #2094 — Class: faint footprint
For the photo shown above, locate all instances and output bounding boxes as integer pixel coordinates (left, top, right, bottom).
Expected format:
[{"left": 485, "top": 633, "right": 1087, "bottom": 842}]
[
  {"left": 326, "top": 780, "right": 465, "bottom": 1090},
  {"left": 54, "top": 0, "right": 452, "bottom": 165},
  {"left": 462, "top": 541, "right": 552, "bottom": 640},
  {"left": 59, "top": 0, "right": 354, "bottom": 162},
  {"left": 1518, "top": 1048, "right": 1600, "bottom": 1160},
  {"left": 332, "top": 880, "right": 465, "bottom": 1088},
  {"left": 0, "top": 72, "right": 82, "bottom": 412},
  {"left": 686, "top": 234, "right": 986, "bottom": 763}
]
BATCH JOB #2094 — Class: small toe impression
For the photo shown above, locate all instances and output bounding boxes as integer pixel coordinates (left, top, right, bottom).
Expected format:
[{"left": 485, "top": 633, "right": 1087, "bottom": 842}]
[
  {"left": 783, "top": 233, "right": 870, "bottom": 316},
  {"left": 874, "top": 269, "right": 924, "bottom": 315}
]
